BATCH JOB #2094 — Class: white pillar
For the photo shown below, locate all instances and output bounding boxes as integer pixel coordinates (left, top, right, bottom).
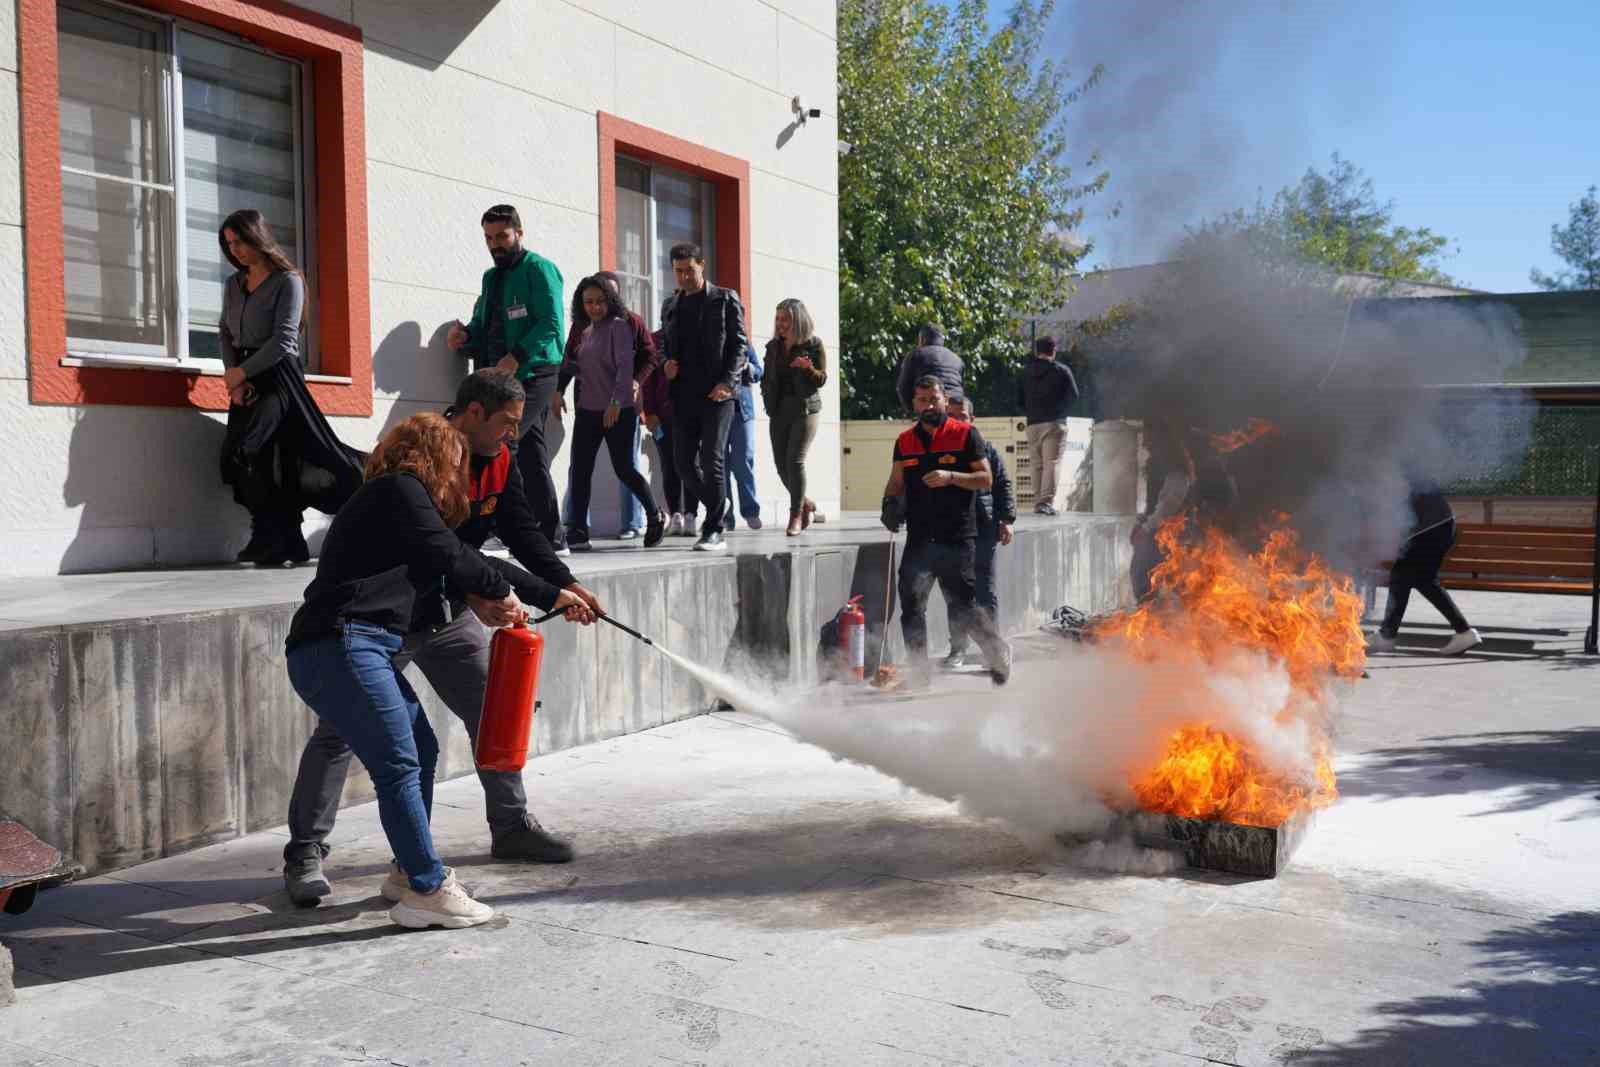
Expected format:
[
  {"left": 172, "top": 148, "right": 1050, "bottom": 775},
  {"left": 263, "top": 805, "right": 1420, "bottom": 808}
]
[{"left": 1092, "top": 420, "right": 1142, "bottom": 516}]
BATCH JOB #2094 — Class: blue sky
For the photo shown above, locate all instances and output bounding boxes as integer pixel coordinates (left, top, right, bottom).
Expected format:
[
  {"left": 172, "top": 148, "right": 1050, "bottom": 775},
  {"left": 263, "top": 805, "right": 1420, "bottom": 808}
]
[{"left": 961, "top": 0, "right": 1600, "bottom": 292}]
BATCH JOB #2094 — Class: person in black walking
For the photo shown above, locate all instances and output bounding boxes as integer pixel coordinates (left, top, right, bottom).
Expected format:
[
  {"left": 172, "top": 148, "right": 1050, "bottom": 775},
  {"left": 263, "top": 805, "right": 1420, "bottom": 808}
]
[
  {"left": 881, "top": 376, "right": 1012, "bottom": 688},
  {"left": 658, "top": 243, "right": 748, "bottom": 552},
  {"left": 1367, "top": 482, "right": 1483, "bottom": 656}
]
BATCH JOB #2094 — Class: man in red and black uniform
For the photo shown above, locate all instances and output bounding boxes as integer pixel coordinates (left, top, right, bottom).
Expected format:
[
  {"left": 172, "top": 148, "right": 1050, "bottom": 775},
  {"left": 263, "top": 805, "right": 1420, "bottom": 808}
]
[
  {"left": 881, "top": 375, "right": 1012, "bottom": 688},
  {"left": 282, "top": 370, "right": 604, "bottom": 907}
]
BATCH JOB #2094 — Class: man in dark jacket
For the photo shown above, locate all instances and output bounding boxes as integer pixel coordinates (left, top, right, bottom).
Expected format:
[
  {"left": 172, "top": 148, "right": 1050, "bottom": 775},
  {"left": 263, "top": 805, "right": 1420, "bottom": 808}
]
[
  {"left": 281, "top": 370, "right": 604, "bottom": 907},
  {"left": 895, "top": 324, "right": 965, "bottom": 412},
  {"left": 943, "top": 395, "right": 1015, "bottom": 669},
  {"left": 1016, "top": 336, "right": 1080, "bottom": 516},
  {"left": 659, "top": 242, "right": 749, "bottom": 551}
]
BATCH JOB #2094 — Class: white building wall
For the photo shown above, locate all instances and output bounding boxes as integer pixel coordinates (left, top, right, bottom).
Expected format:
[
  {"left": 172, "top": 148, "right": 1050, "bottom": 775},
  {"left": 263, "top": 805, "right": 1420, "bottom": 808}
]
[{"left": 0, "top": 0, "right": 839, "bottom": 576}]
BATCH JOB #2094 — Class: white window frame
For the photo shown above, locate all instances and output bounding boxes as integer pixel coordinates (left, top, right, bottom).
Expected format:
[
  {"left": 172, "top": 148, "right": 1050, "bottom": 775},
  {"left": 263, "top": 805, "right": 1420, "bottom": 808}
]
[
  {"left": 614, "top": 154, "right": 717, "bottom": 331},
  {"left": 58, "top": 0, "right": 318, "bottom": 374}
]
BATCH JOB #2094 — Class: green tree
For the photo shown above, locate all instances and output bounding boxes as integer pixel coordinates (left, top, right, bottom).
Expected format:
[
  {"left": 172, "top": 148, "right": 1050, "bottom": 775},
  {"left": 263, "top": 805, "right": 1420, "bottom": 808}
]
[
  {"left": 1530, "top": 185, "right": 1600, "bottom": 291},
  {"left": 838, "top": 0, "right": 1105, "bottom": 418},
  {"left": 1183, "top": 154, "right": 1457, "bottom": 285}
]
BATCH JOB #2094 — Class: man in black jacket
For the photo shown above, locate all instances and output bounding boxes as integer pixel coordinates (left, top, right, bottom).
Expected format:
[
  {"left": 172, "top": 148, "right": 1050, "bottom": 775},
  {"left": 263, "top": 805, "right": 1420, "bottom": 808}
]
[
  {"left": 895, "top": 324, "right": 965, "bottom": 412},
  {"left": 660, "top": 243, "right": 748, "bottom": 551},
  {"left": 282, "top": 370, "right": 604, "bottom": 907},
  {"left": 1016, "top": 336, "right": 1079, "bottom": 515},
  {"left": 943, "top": 395, "right": 1015, "bottom": 670}
]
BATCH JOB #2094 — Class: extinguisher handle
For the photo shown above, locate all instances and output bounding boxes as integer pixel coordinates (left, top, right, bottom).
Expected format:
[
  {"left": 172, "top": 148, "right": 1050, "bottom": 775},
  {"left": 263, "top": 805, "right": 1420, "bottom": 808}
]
[{"left": 528, "top": 609, "right": 565, "bottom": 625}]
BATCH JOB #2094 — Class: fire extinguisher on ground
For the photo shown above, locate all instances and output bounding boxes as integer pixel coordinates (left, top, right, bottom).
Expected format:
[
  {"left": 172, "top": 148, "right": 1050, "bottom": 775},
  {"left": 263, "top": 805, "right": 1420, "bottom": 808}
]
[
  {"left": 476, "top": 620, "right": 546, "bottom": 772},
  {"left": 837, "top": 595, "right": 866, "bottom": 681}
]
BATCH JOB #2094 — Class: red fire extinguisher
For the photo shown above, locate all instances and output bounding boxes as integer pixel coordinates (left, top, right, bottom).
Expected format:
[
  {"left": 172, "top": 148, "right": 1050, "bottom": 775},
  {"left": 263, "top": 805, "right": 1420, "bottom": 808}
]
[
  {"left": 476, "top": 621, "right": 546, "bottom": 772},
  {"left": 838, "top": 595, "right": 866, "bottom": 680}
]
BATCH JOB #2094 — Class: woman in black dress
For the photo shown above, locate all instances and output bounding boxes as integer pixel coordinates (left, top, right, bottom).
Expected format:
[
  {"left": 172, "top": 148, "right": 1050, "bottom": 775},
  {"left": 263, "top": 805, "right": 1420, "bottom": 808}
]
[{"left": 218, "top": 208, "right": 364, "bottom": 567}]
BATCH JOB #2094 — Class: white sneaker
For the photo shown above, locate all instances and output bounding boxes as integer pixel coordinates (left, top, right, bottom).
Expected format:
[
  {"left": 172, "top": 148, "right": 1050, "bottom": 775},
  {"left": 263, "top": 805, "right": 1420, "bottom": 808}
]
[
  {"left": 388, "top": 869, "right": 493, "bottom": 929},
  {"left": 380, "top": 862, "right": 407, "bottom": 903},
  {"left": 668, "top": 513, "right": 686, "bottom": 536},
  {"left": 1440, "top": 629, "right": 1483, "bottom": 656},
  {"left": 618, "top": 528, "right": 640, "bottom": 540},
  {"left": 382, "top": 862, "right": 474, "bottom": 903},
  {"left": 1365, "top": 631, "right": 1396, "bottom": 652}
]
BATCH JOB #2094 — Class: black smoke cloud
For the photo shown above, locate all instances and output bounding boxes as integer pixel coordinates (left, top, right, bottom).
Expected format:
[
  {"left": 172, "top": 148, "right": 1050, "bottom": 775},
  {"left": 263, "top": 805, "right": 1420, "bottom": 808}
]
[{"left": 1086, "top": 244, "right": 1533, "bottom": 571}]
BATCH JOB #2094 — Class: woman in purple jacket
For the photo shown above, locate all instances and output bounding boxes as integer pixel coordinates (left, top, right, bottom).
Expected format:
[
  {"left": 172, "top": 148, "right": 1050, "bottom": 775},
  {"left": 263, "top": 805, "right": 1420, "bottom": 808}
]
[{"left": 556, "top": 276, "right": 666, "bottom": 549}]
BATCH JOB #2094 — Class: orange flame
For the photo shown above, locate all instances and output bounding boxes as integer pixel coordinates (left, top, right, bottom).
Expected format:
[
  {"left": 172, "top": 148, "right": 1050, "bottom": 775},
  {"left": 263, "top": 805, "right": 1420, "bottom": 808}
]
[
  {"left": 1207, "top": 417, "right": 1277, "bottom": 454},
  {"left": 1095, "top": 517, "right": 1363, "bottom": 826}
]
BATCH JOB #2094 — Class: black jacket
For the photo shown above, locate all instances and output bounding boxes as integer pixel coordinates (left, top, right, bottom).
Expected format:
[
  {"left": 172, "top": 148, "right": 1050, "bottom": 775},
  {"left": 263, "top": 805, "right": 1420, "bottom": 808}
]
[
  {"left": 977, "top": 441, "right": 1016, "bottom": 530},
  {"left": 409, "top": 445, "right": 575, "bottom": 630},
  {"left": 1017, "top": 358, "right": 1080, "bottom": 425},
  {"left": 660, "top": 283, "right": 749, "bottom": 406},
  {"left": 896, "top": 344, "right": 965, "bottom": 410},
  {"left": 287, "top": 473, "right": 556, "bottom": 649}
]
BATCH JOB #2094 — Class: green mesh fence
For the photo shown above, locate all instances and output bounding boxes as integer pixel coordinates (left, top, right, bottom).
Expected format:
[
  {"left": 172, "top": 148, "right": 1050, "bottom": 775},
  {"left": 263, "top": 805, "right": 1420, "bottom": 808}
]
[{"left": 1447, "top": 407, "right": 1600, "bottom": 497}]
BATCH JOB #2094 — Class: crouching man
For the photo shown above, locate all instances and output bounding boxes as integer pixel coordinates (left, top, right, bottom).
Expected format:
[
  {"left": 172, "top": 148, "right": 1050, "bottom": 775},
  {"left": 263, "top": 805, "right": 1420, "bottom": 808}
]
[
  {"left": 283, "top": 370, "right": 603, "bottom": 906},
  {"left": 880, "top": 376, "right": 1012, "bottom": 689}
]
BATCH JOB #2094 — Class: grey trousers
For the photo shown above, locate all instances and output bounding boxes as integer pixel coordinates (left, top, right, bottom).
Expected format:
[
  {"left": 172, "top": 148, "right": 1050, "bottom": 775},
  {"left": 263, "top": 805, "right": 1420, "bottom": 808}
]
[{"left": 284, "top": 612, "right": 532, "bottom": 862}]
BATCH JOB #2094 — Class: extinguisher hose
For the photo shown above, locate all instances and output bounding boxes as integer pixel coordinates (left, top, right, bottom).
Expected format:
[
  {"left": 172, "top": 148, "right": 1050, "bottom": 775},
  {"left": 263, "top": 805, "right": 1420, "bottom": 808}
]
[{"left": 524, "top": 607, "right": 655, "bottom": 647}]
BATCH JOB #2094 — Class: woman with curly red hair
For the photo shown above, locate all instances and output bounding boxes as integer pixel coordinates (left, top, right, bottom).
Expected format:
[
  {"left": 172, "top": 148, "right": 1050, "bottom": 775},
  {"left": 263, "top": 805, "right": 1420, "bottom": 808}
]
[{"left": 285, "top": 413, "right": 590, "bottom": 930}]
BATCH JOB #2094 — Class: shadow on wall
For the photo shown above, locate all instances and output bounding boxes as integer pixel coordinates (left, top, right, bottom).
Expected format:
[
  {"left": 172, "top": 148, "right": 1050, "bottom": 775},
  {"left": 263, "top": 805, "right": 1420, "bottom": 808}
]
[
  {"left": 373, "top": 320, "right": 465, "bottom": 438},
  {"left": 360, "top": 3, "right": 500, "bottom": 71},
  {"left": 61, "top": 405, "right": 241, "bottom": 574}
]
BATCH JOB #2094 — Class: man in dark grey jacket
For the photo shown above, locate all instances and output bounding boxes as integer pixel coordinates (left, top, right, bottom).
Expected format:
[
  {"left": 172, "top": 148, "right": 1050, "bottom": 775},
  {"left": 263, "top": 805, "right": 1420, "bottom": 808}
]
[
  {"left": 660, "top": 242, "right": 749, "bottom": 551},
  {"left": 896, "top": 324, "right": 965, "bottom": 411},
  {"left": 942, "top": 394, "right": 1015, "bottom": 670}
]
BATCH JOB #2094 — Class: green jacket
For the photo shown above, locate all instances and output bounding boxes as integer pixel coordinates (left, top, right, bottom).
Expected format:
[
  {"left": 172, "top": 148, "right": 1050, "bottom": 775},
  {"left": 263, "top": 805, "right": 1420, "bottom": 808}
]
[{"left": 460, "top": 250, "right": 565, "bottom": 378}]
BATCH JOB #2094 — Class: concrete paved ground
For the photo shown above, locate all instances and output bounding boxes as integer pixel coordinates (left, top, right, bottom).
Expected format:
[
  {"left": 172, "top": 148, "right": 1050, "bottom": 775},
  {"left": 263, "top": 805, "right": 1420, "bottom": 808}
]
[{"left": 2, "top": 590, "right": 1596, "bottom": 1066}]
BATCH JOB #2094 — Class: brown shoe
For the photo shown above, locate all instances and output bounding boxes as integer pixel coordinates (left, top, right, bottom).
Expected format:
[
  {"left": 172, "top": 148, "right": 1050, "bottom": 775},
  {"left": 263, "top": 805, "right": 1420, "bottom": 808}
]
[
  {"left": 786, "top": 511, "right": 803, "bottom": 536},
  {"left": 801, "top": 499, "right": 816, "bottom": 529}
]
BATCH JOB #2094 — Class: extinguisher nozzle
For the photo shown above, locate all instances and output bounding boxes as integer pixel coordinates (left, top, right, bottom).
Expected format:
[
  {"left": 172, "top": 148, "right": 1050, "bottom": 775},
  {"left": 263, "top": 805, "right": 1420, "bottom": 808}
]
[{"left": 599, "top": 613, "right": 654, "bottom": 646}]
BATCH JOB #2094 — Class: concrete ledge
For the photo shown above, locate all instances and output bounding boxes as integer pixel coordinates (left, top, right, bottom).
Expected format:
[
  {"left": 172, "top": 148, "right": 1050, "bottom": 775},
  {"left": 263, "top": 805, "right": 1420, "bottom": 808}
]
[{"left": 0, "top": 515, "right": 1132, "bottom": 876}]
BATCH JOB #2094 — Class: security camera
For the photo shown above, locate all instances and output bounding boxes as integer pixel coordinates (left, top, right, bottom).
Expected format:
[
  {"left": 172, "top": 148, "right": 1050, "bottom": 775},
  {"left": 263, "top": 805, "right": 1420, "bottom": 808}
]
[
  {"left": 837, "top": 140, "right": 854, "bottom": 156},
  {"left": 792, "top": 96, "right": 824, "bottom": 125}
]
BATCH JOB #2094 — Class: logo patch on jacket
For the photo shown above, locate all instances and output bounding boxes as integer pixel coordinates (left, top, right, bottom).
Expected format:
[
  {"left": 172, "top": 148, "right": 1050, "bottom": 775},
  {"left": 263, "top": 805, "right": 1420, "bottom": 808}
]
[
  {"left": 480, "top": 496, "right": 498, "bottom": 516},
  {"left": 939, "top": 454, "right": 957, "bottom": 464}
]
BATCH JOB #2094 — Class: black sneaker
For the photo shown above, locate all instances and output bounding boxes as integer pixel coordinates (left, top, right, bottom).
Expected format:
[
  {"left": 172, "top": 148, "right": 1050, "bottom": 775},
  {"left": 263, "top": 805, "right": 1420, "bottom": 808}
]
[
  {"left": 941, "top": 649, "right": 967, "bottom": 671},
  {"left": 644, "top": 510, "right": 667, "bottom": 548},
  {"left": 255, "top": 520, "right": 311, "bottom": 569},
  {"left": 236, "top": 516, "right": 273, "bottom": 563},
  {"left": 990, "top": 642, "right": 1013, "bottom": 686},
  {"left": 283, "top": 853, "right": 331, "bottom": 907},
  {"left": 491, "top": 823, "right": 575, "bottom": 864},
  {"left": 693, "top": 529, "right": 727, "bottom": 552},
  {"left": 567, "top": 528, "right": 593, "bottom": 553}
]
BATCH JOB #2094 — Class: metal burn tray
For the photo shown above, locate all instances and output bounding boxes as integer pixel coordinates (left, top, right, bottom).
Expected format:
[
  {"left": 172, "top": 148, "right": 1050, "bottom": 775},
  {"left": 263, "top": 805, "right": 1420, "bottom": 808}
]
[{"left": 1126, "top": 809, "right": 1314, "bottom": 878}]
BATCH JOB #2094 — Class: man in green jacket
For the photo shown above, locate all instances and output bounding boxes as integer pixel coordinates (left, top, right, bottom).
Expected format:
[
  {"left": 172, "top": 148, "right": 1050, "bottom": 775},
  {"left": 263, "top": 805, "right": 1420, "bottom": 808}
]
[{"left": 448, "top": 204, "right": 566, "bottom": 548}]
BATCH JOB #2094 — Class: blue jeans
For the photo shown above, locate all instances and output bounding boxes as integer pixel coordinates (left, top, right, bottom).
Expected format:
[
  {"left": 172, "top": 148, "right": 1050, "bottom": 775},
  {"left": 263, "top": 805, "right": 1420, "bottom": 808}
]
[
  {"left": 562, "top": 419, "right": 646, "bottom": 533},
  {"left": 286, "top": 624, "right": 446, "bottom": 893},
  {"left": 724, "top": 415, "right": 760, "bottom": 525}
]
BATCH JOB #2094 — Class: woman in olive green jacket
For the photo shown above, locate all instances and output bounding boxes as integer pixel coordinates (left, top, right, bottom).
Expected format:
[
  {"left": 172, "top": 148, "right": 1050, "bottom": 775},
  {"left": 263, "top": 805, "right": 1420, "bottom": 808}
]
[{"left": 760, "top": 298, "right": 827, "bottom": 536}]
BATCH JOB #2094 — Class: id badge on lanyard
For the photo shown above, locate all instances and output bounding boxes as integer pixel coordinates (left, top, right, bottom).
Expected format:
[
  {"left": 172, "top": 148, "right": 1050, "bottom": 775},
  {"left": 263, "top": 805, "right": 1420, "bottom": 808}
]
[{"left": 507, "top": 302, "right": 528, "bottom": 321}]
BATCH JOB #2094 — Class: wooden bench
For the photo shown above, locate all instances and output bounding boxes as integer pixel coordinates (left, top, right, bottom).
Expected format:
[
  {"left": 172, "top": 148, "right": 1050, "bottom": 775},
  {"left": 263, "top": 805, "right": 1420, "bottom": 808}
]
[
  {"left": 1362, "top": 523, "right": 1595, "bottom": 617},
  {"left": 1438, "top": 523, "right": 1595, "bottom": 595}
]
